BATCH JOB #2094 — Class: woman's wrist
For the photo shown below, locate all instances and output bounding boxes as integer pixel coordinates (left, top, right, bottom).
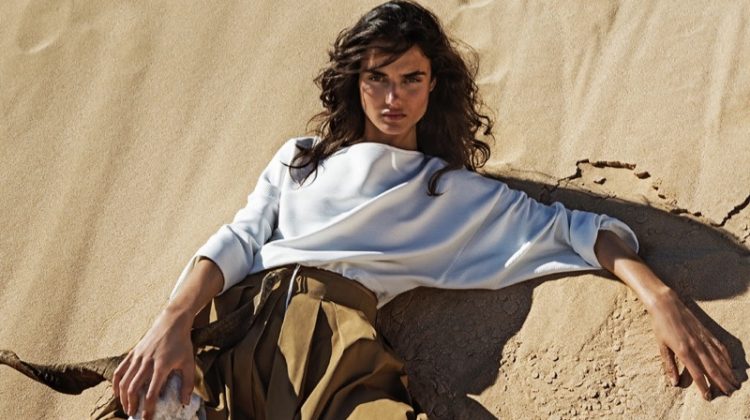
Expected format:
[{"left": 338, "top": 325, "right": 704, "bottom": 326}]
[
  {"left": 641, "top": 285, "right": 684, "bottom": 317},
  {"left": 159, "top": 304, "right": 196, "bottom": 331},
  {"left": 634, "top": 280, "right": 677, "bottom": 313}
]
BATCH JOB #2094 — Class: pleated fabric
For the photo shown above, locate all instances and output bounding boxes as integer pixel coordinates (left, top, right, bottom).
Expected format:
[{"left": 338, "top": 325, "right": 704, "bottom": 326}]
[{"left": 91, "top": 264, "right": 420, "bottom": 420}]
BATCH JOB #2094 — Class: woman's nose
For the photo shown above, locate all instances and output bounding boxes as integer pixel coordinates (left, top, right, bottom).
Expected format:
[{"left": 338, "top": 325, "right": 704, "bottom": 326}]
[{"left": 385, "top": 82, "right": 402, "bottom": 105}]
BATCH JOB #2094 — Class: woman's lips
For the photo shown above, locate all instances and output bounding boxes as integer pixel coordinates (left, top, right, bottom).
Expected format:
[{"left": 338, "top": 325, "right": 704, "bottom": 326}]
[{"left": 382, "top": 112, "right": 406, "bottom": 121}]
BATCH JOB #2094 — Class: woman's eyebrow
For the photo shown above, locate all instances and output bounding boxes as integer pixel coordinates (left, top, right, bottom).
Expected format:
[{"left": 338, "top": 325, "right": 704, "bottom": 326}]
[
  {"left": 402, "top": 70, "right": 427, "bottom": 78},
  {"left": 364, "top": 69, "right": 427, "bottom": 78}
]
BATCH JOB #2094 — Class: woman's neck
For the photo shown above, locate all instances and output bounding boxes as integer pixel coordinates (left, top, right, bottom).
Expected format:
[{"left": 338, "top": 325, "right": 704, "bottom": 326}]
[{"left": 361, "top": 123, "right": 418, "bottom": 151}]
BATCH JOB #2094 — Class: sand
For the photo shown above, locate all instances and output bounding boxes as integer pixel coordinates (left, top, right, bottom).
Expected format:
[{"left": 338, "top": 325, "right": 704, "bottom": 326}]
[{"left": 1, "top": 0, "right": 748, "bottom": 418}]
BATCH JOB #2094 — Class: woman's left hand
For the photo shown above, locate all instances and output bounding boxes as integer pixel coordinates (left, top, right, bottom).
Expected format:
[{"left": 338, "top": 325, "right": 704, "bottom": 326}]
[
  {"left": 647, "top": 288, "right": 739, "bottom": 399},
  {"left": 593, "top": 229, "right": 740, "bottom": 399}
]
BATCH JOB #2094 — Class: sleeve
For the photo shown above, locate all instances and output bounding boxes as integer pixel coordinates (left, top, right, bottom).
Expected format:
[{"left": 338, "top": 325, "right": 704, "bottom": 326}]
[
  {"left": 168, "top": 139, "right": 297, "bottom": 300},
  {"left": 442, "top": 181, "right": 640, "bottom": 289}
]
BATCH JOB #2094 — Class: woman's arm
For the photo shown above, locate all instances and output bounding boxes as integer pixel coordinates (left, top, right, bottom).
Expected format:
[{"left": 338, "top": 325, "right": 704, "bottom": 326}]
[
  {"left": 165, "top": 256, "right": 225, "bottom": 319},
  {"left": 593, "top": 230, "right": 739, "bottom": 399}
]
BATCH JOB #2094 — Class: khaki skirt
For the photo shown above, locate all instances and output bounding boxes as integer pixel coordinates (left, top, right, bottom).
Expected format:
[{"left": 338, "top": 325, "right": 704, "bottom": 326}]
[{"left": 92, "top": 264, "right": 419, "bottom": 419}]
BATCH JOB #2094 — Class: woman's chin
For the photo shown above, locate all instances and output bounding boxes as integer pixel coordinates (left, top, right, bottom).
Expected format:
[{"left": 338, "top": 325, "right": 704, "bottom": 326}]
[{"left": 374, "top": 124, "right": 411, "bottom": 137}]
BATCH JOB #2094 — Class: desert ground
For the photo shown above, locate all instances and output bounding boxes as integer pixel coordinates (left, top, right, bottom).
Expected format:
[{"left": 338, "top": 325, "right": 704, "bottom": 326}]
[{"left": 1, "top": 1, "right": 748, "bottom": 418}]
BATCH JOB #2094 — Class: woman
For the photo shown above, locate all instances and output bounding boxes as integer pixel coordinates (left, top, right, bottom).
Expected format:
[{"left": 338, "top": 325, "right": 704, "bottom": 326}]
[{"left": 112, "top": 1, "right": 738, "bottom": 419}]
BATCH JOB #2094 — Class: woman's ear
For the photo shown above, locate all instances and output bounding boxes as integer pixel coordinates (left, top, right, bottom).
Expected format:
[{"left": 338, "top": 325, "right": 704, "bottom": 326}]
[{"left": 430, "top": 77, "right": 436, "bottom": 92}]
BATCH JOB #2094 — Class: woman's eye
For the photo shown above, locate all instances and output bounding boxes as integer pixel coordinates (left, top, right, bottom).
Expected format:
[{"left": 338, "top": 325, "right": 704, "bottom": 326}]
[
  {"left": 368, "top": 74, "right": 384, "bottom": 82},
  {"left": 405, "top": 77, "right": 420, "bottom": 84}
]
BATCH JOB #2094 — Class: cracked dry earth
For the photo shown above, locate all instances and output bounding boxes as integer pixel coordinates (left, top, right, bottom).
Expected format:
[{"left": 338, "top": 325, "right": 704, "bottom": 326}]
[
  {"left": 550, "top": 160, "right": 750, "bottom": 236},
  {"left": 377, "top": 162, "right": 750, "bottom": 419}
]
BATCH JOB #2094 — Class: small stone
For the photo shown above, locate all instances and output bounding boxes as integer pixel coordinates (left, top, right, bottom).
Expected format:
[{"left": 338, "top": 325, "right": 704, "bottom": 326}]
[
  {"left": 635, "top": 170, "right": 650, "bottom": 179},
  {"left": 593, "top": 176, "right": 606, "bottom": 184},
  {"left": 613, "top": 343, "right": 621, "bottom": 352},
  {"left": 532, "top": 371, "right": 540, "bottom": 379},
  {"left": 546, "top": 372, "right": 557, "bottom": 384},
  {"left": 658, "top": 193, "right": 666, "bottom": 199},
  {"left": 587, "top": 389, "right": 600, "bottom": 399},
  {"left": 503, "top": 299, "right": 519, "bottom": 315}
]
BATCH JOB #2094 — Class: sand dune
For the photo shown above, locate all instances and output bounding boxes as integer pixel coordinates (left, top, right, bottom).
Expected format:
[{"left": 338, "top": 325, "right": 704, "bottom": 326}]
[{"left": 1, "top": 1, "right": 748, "bottom": 418}]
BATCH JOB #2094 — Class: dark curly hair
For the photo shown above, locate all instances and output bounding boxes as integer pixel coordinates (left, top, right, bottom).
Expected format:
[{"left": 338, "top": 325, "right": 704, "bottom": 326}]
[{"left": 288, "top": 0, "right": 494, "bottom": 196}]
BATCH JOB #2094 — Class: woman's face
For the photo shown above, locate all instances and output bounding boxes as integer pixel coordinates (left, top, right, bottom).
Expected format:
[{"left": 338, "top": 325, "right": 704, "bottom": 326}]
[{"left": 359, "top": 45, "right": 436, "bottom": 150}]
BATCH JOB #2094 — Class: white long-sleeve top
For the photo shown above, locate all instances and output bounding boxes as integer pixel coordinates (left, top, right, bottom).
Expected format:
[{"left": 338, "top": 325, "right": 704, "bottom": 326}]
[{"left": 170, "top": 137, "right": 639, "bottom": 308}]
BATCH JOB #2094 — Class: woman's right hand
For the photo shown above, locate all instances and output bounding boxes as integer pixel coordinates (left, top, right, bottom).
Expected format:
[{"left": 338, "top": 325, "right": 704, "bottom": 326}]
[{"left": 112, "top": 307, "right": 196, "bottom": 420}]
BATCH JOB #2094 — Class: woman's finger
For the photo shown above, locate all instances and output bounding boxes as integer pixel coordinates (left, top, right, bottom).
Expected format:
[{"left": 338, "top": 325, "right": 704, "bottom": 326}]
[
  {"left": 181, "top": 364, "right": 195, "bottom": 405},
  {"left": 659, "top": 344, "right": 680, "bottom": 386},
  {"left": 118, "top": 355, "right": 143, "bottom": 415},
  {"left": 681, "top": 352, "right": 711, "bottom": 400},
  {"left": 709, "top": 340, "right": 739, "bottom": 389},
  {"left": 698, "top": 344, "right": 737, "bottom": 396},
  {"left": 712, "top": 338, "right": 732, "bottom": 366},
  {"left": 143, "top": 364, "right": 170, "bottom": 420},
  {"left": 709, "top": 338, "right": 739, "bottom": 388},
  {"left": 125, "top": 361, "right": 153, "bottom": 416},
  {"left": 112, "top": 351, "right": 133, "bottom": 399}
]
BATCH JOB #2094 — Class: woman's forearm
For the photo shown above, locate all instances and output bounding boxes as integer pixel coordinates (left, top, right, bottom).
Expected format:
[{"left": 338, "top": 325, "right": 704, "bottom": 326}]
[
  {"left": 163, "top": 257, "right": 225, "bottom": 325},
  {"left": 593, "top": 230, "right": 674, "bottom": 310}
]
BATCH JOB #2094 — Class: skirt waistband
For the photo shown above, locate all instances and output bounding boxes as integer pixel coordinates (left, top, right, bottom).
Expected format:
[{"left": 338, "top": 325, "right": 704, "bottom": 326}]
[{"left": 278, "top": 264, "right": 378, "bottom": 324}]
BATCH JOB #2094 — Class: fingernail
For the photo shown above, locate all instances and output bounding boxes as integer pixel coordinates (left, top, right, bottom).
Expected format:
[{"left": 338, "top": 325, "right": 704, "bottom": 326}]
[{"left": 671, "top": 377, "right": 678, "bottom": 386}]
